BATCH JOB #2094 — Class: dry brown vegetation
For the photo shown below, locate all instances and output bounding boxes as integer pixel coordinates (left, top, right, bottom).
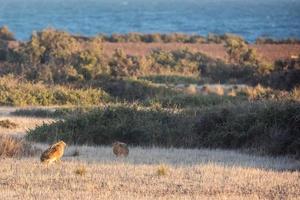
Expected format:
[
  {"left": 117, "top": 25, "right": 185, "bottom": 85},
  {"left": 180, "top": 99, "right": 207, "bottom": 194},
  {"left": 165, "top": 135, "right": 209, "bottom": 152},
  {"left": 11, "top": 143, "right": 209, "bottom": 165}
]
[
  {"left": 102, "top": 42, "right": 300, "bottom": 63},
  {"left": 0, "top": 135, "right": 38, "bottom": 157},
  {"left": 0, "top": 119, "right": 18, "bottom": 129}
]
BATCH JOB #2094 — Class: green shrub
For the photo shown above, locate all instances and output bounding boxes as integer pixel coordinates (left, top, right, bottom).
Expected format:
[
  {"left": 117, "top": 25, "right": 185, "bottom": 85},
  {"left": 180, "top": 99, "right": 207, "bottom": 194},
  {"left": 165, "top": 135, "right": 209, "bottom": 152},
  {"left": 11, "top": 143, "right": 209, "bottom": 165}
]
[
  {"left": 27, "top": 105, "right": 196, "bottom": 147},
  {"left": 149, "top": 93, "right": 240, "bottom": 108},
  {"left": 109, "top": 49, "right": 140, "bottom": 77},
  {"left": 255, "top": 37, "right": 300, "bottom": 44},
  {"left": 139, "top": 75, "right": 200, "bottom": 85},
  {"left": 12, "top": 107, "right": 95, "bottom": 118},
  {"left": 26, "top": 101, "right": 300, "bottom": 156},
  {"left": 0, "top": 76, "right": 110, "bottom": 106},
  {"left": 91, "top": 76, "right": 178, "bottom": 102},
  {"left": 4, "top": 29, "right": 107, "bottom": 83},
  {"left": 194, "top": 101, "right": 300, "bottom": 156},
  {"left": 265, "top": 57, "right": 300, "bottom": 90},
  {"left": 147, "top": 48, "right": 200, "bottom": 75}
]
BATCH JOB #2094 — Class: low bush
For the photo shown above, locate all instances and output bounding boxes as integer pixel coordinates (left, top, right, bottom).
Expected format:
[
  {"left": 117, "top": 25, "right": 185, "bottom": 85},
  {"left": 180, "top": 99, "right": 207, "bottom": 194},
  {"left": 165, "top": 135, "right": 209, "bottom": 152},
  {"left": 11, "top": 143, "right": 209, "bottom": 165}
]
[
  {"left": 26, "top": 105, "right": 197, "bottom": 147},
  {"left": 139, "top": 75, "right": 200, "bottom": 85},
  {"left": 27, "top": 101, "right": 300, "bottom": 157},
  {"left": 149, "top": 93, "right": 239, "bottom": 108},
  {"left": 255, "top": 37, "right": 300, "bottom": 44},
  {"left": 12, "top": 107, "right": 96, "bottom": 118},
  {"left": 194, "top": 101, "right": 300, "bottom": 156},
  {"left": 0, "top": 76, "right": 110, "bottom": 106},
  {"left": 74, "top": 166, "right": 87, "bottom": 176},
  {"left": 89, "top": 76, "right": 178, "bottom": 102},
  {"left": 12, "top": 108, "right": 66, "bottom": 118},
  {"left": 264, "top": 57, "right": 300, "bottom": 90}
]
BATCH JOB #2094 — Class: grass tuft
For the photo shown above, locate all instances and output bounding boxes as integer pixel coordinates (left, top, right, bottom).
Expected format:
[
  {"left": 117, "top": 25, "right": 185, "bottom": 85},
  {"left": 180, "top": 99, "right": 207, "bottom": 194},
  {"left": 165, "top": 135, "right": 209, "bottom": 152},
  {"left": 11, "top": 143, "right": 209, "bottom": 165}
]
[
  {"left": 157, "top": 164, "right": 168, "bottom": 176},
  {"left": 0, "top": 119, "right": 18, "bottom": 129},
  {"left": 0, "top": 135, "right": 39, "bottom": 157},
  {"left": 74, "top": 166, "right": 87, "bottom": 176}
]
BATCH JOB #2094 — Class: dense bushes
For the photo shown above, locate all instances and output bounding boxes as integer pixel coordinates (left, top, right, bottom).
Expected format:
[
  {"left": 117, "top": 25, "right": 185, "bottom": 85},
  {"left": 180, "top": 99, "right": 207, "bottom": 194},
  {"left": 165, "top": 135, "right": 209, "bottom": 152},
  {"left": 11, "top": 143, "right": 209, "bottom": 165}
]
[
  {"left": 0, "top": 77, "right": 110, "bottom": 106},
  {"left": 139, "top": 75, "right": 200, "bottom": 85},
  {"left": 100, "top": 32, "right": 228, "bottom": 44},
  {"left": 107, "top": 48, "right": 209, "bottom": 77},
  {"left": 194, "top": 101, "right": 300, "bottom": 156},
  {"left": 12, "top": 107, "right": 95, "bottom": 118},
  {"left": 26, "top": 101, "right": 300, "bottom": 156},
  {"left": 27, "top": 106, "right": 197, "bottom": 147},
  {"left": 1, "top": 27, "right": 299, "bottom": 90},
  {"left": 223, "top": 34, "right": 273, "bottom": 76},
  {"left": 91, "top": 76, "right": 178, "bottom": 101},
  {"left": 263, "top": 57, "right": 300, "bottom": 90},
  {"left": 2, "top": 29, "right": 108, "bottom": 83}
]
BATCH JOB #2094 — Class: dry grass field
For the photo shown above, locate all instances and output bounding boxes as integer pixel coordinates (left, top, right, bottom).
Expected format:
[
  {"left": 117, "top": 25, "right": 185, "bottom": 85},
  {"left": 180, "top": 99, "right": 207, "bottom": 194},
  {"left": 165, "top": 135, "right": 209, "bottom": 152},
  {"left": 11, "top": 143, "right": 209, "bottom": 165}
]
[
  {"left": 0, "top": 106, "right": 300, "bottom": 200},
  {"left": 0, "top": 107, "right": 54, "bottom": 136}
]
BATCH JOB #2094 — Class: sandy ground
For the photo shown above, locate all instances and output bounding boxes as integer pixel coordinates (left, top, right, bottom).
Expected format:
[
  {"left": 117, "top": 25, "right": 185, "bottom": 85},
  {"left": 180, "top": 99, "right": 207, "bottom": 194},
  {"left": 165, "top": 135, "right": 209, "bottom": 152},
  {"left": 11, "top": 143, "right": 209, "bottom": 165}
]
[
  {"left": 0, "top": 106, "right": 299, "bottom": 199},
  {"left": 0, "top": 107, "right": 54, "bottom": 136}
]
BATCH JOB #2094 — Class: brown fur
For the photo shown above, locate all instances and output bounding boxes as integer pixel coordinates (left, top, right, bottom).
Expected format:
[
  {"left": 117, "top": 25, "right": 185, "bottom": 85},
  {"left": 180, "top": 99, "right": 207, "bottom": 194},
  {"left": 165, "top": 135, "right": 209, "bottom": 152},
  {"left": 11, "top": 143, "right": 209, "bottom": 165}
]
[
  {"left": 112, "top": 141, "right": 129, "bottom": 157},
  {"left": 40, "top": 141, "right": 66, "bottom": 164}
]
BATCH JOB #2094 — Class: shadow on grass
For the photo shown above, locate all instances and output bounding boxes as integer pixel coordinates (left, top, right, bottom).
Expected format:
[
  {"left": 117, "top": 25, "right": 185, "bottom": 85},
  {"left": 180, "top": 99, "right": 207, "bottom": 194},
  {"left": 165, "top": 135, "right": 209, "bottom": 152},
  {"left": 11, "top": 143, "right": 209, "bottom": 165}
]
[
  {"left": 62, "top": 145, "right": 300, "bottom": 171},
  {"left": 139, "top": 74, "right": 201, "bottom": 85}
]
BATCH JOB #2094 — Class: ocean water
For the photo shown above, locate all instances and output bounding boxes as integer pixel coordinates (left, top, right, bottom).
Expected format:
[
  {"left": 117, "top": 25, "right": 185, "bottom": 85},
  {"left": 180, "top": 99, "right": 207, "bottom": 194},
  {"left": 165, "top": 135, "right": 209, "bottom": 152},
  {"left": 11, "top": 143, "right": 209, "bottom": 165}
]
[{"left": 0, "top": 0, "right": 299, "bottom": 41}]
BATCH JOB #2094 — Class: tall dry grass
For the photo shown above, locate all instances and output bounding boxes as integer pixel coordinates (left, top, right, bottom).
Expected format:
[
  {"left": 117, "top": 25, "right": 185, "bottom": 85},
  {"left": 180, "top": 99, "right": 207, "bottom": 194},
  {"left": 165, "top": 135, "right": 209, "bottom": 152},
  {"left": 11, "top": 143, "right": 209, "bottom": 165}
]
[{"left": 0, "top": 135, "right": 38, "bottom": 157}]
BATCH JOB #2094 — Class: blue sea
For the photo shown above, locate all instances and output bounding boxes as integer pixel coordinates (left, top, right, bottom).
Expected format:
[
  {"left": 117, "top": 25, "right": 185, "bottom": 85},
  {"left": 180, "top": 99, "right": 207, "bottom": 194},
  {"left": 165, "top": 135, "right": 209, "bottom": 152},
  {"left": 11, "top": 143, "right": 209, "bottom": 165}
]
[{"left": 0, "top": 0, "right": 299, "bottom": 41}]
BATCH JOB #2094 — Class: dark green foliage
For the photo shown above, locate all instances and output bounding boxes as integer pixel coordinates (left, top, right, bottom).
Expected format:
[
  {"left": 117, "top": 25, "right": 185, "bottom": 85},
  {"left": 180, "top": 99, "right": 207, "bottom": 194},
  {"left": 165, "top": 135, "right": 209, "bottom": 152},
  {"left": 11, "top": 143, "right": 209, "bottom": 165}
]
[
  {"left": 89, "top": 76, "right": 178, "bottom": 102},
  {"left": 154, "top": 94, "right": 238, "bottom": 108},
  {"left": 27, "top": 101, "right": 300, "bottom": 157},
  {"left": 255, "top": 37, "right": 300, "bottom": 44},
  {"left": 264, "top": 57, "right": 300, "bottom": 90},
  {"left": 12, "top": 108, "right": 66, "bottom": 118},
  {"left": 139, "top": 75, "right": 200, "bottom": 85},
  {"left": 202, "top": 62, "right": 257, "bottom": 84},
  {"left": 26, "top": 106, "right": 197, "bottom": 147},
  {"left": 194, "top": 101, "right": 300, "bottom": 156},
  {"left": 12, "top": 107, "right": 95, "bottom": 118},
  {"left": 106, "top": 33, "right": 206, "bottom": 43}
]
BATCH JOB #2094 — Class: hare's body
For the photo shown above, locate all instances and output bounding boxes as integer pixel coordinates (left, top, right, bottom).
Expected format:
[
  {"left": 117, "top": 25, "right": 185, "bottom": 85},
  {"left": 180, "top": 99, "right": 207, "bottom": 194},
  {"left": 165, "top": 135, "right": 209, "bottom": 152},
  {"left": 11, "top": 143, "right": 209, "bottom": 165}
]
[
  {"left": 113, "top": 142, "right": 129, "bottom": 157},
  {"left": 41, "top": 141, "right": 66, "bottom": 164}
]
